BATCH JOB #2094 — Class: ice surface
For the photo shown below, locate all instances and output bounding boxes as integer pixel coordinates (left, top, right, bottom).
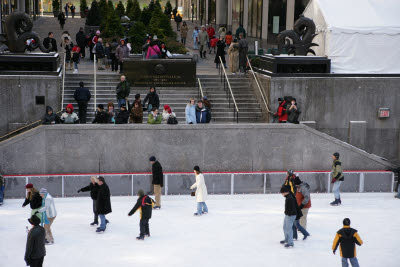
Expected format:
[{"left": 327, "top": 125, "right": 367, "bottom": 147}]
[{"left": 0, "top": 193, "right": 398, "bottom": 267}]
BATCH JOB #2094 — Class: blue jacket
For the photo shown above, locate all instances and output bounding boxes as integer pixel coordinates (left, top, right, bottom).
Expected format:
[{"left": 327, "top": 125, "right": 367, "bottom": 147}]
[
  {"left": 196, "top": 106, "right": 211, "bottom": 123},
  {"left": 185, "top": 104, "right": 197, "bottom": 124}
]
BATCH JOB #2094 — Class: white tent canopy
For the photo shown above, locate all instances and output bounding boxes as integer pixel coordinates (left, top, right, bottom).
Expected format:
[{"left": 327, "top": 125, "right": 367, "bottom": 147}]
[{"left": 303, "top": 0, "right": 400, "bottom": 73}]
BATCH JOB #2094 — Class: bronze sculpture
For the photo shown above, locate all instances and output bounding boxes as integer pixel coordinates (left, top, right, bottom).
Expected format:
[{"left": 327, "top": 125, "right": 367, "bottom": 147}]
[
  {"left": 0, "top": 12, "right": 48, "bottom": 53},
  {"left": 272, "top": 15, "right": 318, "bottom": 56}
]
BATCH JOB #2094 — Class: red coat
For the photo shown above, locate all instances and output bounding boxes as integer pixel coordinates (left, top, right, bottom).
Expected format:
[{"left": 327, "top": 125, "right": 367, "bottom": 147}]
[
  {"left": 207, "top": 27, "right": 215, "bottom": 39},
  {"left": 275, "top": 101, "right": 288, "bottom": 122},
  {"left": 210, "top": 38, "right": 218, "bottom": 47}
]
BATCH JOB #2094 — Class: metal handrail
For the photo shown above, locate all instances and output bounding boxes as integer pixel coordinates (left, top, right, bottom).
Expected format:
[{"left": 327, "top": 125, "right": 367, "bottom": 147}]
[
  {"left": 94, "top": 54, "right": 97, "bottom": 111},
  {"left": 61, "top": 53, "right": 66, "bottom": 110},
  {"left": 219, "top": 56, "right": 239, "bottom": 123},
  {"left": 197, "top": 78, "right": 204, "bottom": 99},
  {"left": 246, "top": 56, "right": 271, "bottom": 113}
]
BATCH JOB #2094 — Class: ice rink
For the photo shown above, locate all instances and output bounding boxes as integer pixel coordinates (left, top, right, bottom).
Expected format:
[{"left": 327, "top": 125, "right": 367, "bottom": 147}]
[{"left": 1, "top": 193, "right": 398, "bottom": 267}]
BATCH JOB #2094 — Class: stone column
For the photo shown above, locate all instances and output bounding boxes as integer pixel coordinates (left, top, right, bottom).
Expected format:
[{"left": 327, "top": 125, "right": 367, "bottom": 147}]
[
  {"left": 227, "top": 0, "right": 232, "bottom": 30},
  {"left": 216, "top": 0, "right": 228, "bottom": 28},
  {"left": 261, "top": 0, "right": 269, "bottom": 41},
  {"left": 286, "top": 0, "right": 295, "bottom": 30},
  {"left": 243, "top": 0, "right": 249, "bottom": 33},
  {"left": 205, "top": 0, "right": 209, "bottom": 24},
  {"left": 196, "top": 0, "right": 200, "bottom": 22},
  {"left": 348, "top": 121, "right": 367, "bottom": 151}
]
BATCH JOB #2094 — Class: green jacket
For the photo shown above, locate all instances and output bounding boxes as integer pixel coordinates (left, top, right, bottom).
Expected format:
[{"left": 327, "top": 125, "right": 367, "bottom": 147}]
[
  {"left": 116, "top": 81, "right": 131, "bottom": 99},
  {"left": 332, "top": 160, "right": 344, "bottom": 182},
  {"left": 147, "top": 113, "right": 162, "bottom": 124}
]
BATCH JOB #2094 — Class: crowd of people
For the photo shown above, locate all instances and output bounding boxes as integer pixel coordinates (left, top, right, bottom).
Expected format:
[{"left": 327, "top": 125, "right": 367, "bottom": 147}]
[{"left": 274, "top": 97, "right": 301, "bottom": 124}]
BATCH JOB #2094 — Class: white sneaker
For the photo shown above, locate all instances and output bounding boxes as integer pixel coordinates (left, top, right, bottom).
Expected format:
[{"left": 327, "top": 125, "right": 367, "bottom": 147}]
[{"left": 73, "top": 69, "right": 78, "bottom": 74}]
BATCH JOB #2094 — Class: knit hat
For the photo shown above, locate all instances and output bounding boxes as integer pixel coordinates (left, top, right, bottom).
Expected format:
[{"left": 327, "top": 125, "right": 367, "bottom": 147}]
[
  {"left": 164, "top": 105, "right": 170, "bottom": 110},
  {"left": 278, "top": 98, "right": 283, "bottom": 101},
  {"left": 135, "top": 93, "right": 141, "bottom": 100},
  {"left": 138, "top": 189, "right": 144, "bottom": 197},
  {"left": 96, "top": 30, "right": 100, "bottom": 34},
  {"left": 333, "top": 152, "right": 340, "bottom": 159},
  {"left": 343, "top": 218, "right": 351, "bottom": 226},
  {"left": 25, "top": 183, "right": 33, "bottom": 189},
  {"left": 39, "top": 188, "right": 47, "bottom": 194},
  {"left": 66, "top": 104, "right": 74, "bottom": 113},
  {"left": 28, "top": 214, "right": 41, "bottom": 226},
  {"left": 98, "top": 104, "right": 104, "bottom": 109},
  {"left": 149, "top": 156, "right": 156, "bottom": 162},
  {"left": 98, "top": 176, "right": 105, "bottom": 183},
  {"left": 168, "top": 108, "right": 172, "bottom": 114},
  {"left": 193, "top": 166, "right": 200, "bottom": 172},
  {"left": 287, "top": 169, "right": 294, "bottom": 176},
  {"left": 294, "top": 176, "right": 302, "bottom": 186}
]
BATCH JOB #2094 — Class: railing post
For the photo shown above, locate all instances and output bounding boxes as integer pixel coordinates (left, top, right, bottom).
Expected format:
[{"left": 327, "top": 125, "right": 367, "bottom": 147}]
[
  {"left": 94, "top": 54, "right": 97, "bottom": 113},
  {"left": 391, "top": 172, "right": 395, "bottom": 193},
  {"left": 165, "top": 175, "right": 168, "bottom": 196},
  {"left": 230, "top": 174, "right": 234, "bottom": 195},
  {"left": 61, "top": 54, "right": 66, "bottom": 111},
  {"left": 131, "top": 174, "right": 134, "bottom": 196},
  {"left": 263, "top": 174, "right": 266, "bottom": 194},
  {"left": 359, "top": 173, "right": 365, "bottom": 193},
  {"left": 327, "top": 173, "right": 331, "bottom": 193}
]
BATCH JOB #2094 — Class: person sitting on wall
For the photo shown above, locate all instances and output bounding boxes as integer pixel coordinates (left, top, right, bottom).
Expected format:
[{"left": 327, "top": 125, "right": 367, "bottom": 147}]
[
  {"left": 162, "top": 105, "right": 172, "bottom": 122},
  {"left": 196, "top": 101, "right": 211, "bottom": 123},
  {"left": 42, "top": 106, "right": 61, "bottom": 125},
  {"left": 115, "top": 104, "right": 130, "bottom": 124},
  {"left": 147, "top": 108, "right": 162, "bottom": 124},
  {"left": 202, "top": 96, "right": 211, "bottom": 110},
  {"left": 60, "top": 104, "right": 79, "bottom": 124},
  {"left": 130, "top": 101, "right": 143, "bottom": 123},
  {"left": 92, "top": 104, "right": 109, "bottom": 124},
  {"left": 274, "top": 98, "right": 288, "bottom": 123},
  {"left": 287, "top": 98, "right": 301, "bottom": 124},
  {"left": 166, "top": 109, "right": 178, "bottom": 125},
  {"left": 143, "top": 87, "right": 160, "bottom": 113}
]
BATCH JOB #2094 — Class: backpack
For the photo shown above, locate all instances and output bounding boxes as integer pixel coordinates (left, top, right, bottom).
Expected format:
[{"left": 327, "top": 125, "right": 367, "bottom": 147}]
[{"left": 167, "top": 116, "right": 178, "bottom": 125}]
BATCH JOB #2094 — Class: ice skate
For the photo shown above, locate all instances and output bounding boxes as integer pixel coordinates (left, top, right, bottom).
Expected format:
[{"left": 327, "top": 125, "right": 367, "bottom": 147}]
[
  {"left": 280, "top": 240, "right": 287, "bottom": 244},
  {"left": 96, "top": 228, "right": 105, "bottom": 233},
  {"left": 330, "top": 199, "right": 339, "bottom": 206},
  {"left": 284, "top": 244, "right": 294, "bottom": 248},
  {"left": 90, "top": 221, "right": 98, "bottom": 226},
  {"left": 136, "top": 236, "right": 144, "bottom": 240}
]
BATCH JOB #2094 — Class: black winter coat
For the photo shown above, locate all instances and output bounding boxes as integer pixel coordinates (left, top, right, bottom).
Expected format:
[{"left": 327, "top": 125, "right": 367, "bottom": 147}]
[
  {"left": 284, "top": 193, "right": 297, "bottom": 216},
  {"left": 96, "top": 183, "right": 112, "bottom": 215},
  {"left": 115, "top": 110, "right": 129, "bottom": 124},
  {"left": 95, "top": 43, "right": 105, "bottom": 58},
  {"left": 76, "top": 31, "right": 86, "bottom": 47},
  {"left": 287, "top": 104, "right": 301, "bottom": 124},
  {"left": 43, "top": 37, "right": 57, "bottom": 52},
  {"left": 25, "top": 225, "right": 46, "bottom": 264},
  {"left": 93, "top": 110, "right": 109, "bottom": 123},
  {"left": 214, "top": 40, "right": 226, "bottom": 64},
  {"left": 43, "top": 106, "right": 61, "bottom": 124},
  {"left": 143, "top": 90, "right": 160, "bottom": 109},
  {"left": 22, "top": 192, "right": 43, "bottom": 209},
  {"left": 128, "top": 195, "right": 155, "bottom": 219},
  {"left": 74, "top": 87, "right": 91, "bottom": 102},
  {"left": 79, "top": 183, "right": 99, "bottom": 200},
  {"left": 152, "top": 161, "right": 163, "bottom": 187}
]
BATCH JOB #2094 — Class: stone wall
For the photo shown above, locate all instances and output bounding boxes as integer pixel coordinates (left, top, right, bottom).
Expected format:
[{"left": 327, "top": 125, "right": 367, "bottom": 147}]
[{"left": 254, "top": 74, "right": 400, "bottom": 164}]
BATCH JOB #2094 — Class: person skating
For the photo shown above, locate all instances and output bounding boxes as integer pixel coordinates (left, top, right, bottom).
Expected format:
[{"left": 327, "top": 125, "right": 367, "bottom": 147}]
[
  {"left": 280, "top": 186, "right": 296, "bottom": 248},
  {"left": 190, "top": 166, "right": 208, "bottom": 216},
  {"left": 149, "top": 156, "right": 163, "bottom": 209},
  {"left": 38, "top": 188, "right": 57, "bottom": 245},
  {"left": 331, "top": 152, "right": 344, "bottom": 206},
  {"left": 292, "top": 190, "right": 310, "bottom": 241},
  {"left": 96, "top": 177, "right": 112, "bottom": 233},
  {"left": 332, "top": 218, "right": 363, "bottom": 267},
  {"left": 128, "top": 189, "right": 155, "bottom": 240},
  {"left": 25, "top": 215, "right": 46, "bottom": 267},
  {"left": 387, "top": 166, "right": 400, "bottom": 198},
  {"left": 283, "top": 170, "right": 296, "bottom": 194},
  {"left": 77, "top": 176, "right": 100, "bottom": 226},
  {"left": 0, "top": 173, "right": 4, "bottom": 206},
  {"left": 22, "top": 184, "right": 43, "bottom": 222},
  {"left": 294, "top": 177, "right": 311, "bottom": 229},
  {"left": 74, "top": 81, "right": 91, "bottom": 123}
]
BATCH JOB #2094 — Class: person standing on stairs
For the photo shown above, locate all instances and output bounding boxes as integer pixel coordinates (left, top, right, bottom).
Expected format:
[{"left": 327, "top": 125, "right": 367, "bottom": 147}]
[
  {"left": 215, "top": 37, "right": 227, "bottom": 69},
  {"left": 198, "top": 26, "right": 209, "bottom": 59},
  {"left": 43, "top": 32, "right": 57, "bottom": 53},
  {"left": 95, "top": 38, "right": 105, "bottom": 70},
  {"left": 238, "top": 33, "right": 248, "bottom": 74},
  {"left": 73, "top": 81, "right": 91, "bottom": 123},
  {"left": 116, "top": 39, "right": 130, "bottom": 74},
  {"left": 228, "top": 38, "right": 239, "bottom": 74},
  {"left": 58, "top": 12, "right": 66, "bottom": 30},
  {"left": 331, "top": 152, "right": 344, "bottom": 206},
  {"left": 116, "top": 75, "right": 131, "bottom": 108},
  {"left": 76, "top": 28, "right": 86, "bottom": 59},
  {"left": 62, "top": 36, "right": 73, "bottom": 70}
]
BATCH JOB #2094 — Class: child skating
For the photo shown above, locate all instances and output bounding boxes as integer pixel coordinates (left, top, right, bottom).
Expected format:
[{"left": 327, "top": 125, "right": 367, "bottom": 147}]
[{"left": 128, "top": 189, "right": 155, "bottom": 240}]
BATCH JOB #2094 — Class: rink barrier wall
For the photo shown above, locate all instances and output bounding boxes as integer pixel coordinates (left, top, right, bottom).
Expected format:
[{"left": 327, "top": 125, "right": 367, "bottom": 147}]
[{"left": 2, "top": 171, "right": 394, "bottom": 198}]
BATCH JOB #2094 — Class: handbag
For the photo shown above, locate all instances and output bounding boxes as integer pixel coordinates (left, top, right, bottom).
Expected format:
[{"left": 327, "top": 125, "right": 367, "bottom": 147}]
[{"left": 191, "top": 191, "right": 195, "bottom": 197}]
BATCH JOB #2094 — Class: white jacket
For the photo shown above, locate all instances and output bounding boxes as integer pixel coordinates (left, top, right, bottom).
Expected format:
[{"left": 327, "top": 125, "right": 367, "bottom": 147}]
[
  {"left": 190, "top": 174, "right": 208, "bottom": 202},
  {"left": 39, "top": 193, "right": 57, "bottom": 218}
]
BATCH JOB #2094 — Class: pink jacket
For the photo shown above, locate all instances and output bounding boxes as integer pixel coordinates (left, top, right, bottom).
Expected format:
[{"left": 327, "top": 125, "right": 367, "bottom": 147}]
[{"left": 146, "top": 45, "right": 161, "bottom": 59}]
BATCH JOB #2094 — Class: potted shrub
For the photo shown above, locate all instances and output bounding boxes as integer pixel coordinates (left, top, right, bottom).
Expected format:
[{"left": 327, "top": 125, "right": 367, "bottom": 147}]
[{"left": 52, "top": 0, "right": 60, "bottom": 17}]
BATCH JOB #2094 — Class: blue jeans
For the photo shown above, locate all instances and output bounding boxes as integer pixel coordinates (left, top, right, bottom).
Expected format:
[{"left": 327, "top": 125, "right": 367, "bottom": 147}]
[
  {"left": 74, "top": 62, "right": 78, "bottom": 70},
  {"left": 283, "top": 215, "right": 296, "bottom": 245},
  {"left": 99, "top": 214, "right": 106, "bottom": 230},
  {"left": 342, "top": 257, "right": 360, "bottom": 267},
  {"left": 193, "top": 40, "right": 198, "bottom": 50},
  {"left": 333, "top": 181, "right": 343, "bottom": 199},
  {"left": 0, "top": 186, "right": 4, "bottom": 203},
  {"left": 146, "top": 104, "right": 153, "bottom": 113},
  {"left": 197, "top": 202, "right": 208, "bottom": 215},
  {"left": 149, "top": 55, "right": 159, "bottom": 59},
  {"left": 397, "top": 184, "right": 400, "bottom": 197},
  {"left": 293, "top": 220, "right": 310, "bottom": 239},
  {"left": 117, "top": 98, "right": 126, "bottom": 108}
]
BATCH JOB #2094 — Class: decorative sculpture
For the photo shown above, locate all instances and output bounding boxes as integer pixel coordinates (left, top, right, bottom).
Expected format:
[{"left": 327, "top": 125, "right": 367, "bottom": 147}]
[
  {"left": 272, "top": 15, "right": 318, "bottom": 56},
  {"left": 0, "top": 12, "right": 48, "bottom": 53}
]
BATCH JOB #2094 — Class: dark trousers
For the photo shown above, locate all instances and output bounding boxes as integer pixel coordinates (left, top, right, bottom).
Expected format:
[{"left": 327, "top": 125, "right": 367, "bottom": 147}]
[
  {"left": 93, "top": 200, "right": 98, "bottom": 223},
  {"left": 79, "top": 46, "right": 86, "bottom": 58},
  {"left": 181, "top": 38, "right": 186, "bottom": 45},
  {"left": 111, "top": 54, "right": 118, "bottom": 71},
  {"left": 119, "top": 62, "right": 124, "bottom": 73},
  {"left": 30, "top": 257, "right": 44, "bottom": 267},
  {"left": 139, "top": 218, "right": 150, "bottom": 237},
  {"left": 77, "top": 101, "right": 88, "bottom": 123}
]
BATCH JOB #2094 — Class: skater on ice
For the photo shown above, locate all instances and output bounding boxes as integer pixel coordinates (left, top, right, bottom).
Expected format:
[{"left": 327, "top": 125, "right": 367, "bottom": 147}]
[
  {"left": 78, "top": 176, "right": 100, "bottom": 225},
  {"left": 25, "top": 214, "right": 46, "bottom": 267},
  {"left": 38, "top": 188, "right": 57, "bottom": 245},
  {"left": 283, "top": 170, "right": 296, "bottom": 194},
  {"left": 22, "top": 184, "right": 43, "bottom": 222},
  {"left": 95, "top": 177, "right": 112, "bottom": 233},
  {"left": 0, "top": 172, "right": 4, "bottom": 206},
  {"left": 190, "top": 166, "right": 208, "bottom": 216},
  {"left": 331, "top": 152, "right": 344, "bottom": 206},
  {"left": 332, "top": 218, "right": 363, "bottom": 267},
  {"left": 149, "top": 156, "right": 163, "bottom": 210},
  {"left": 280, "top": 185, "right": 296, "bottom": 248},
  {"left": 294, "top": 177, "right": 311, "bottom": 229},
  {"left": 128, "top": 189, "right": 155, "bottom": 240}
]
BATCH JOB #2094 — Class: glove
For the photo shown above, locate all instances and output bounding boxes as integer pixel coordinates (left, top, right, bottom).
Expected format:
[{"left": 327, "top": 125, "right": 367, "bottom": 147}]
[
  {"left": 77, "top": 190, "right": 81, "bottom": 193},
  {"left": 299, "top": 204, "right": 304, "bottom": 209},
  {"left": 333, "top": 251, "right": 336, "bottom": 255},
  {"left": 331, "top": 178, "right": 336, "bottom": 184}
]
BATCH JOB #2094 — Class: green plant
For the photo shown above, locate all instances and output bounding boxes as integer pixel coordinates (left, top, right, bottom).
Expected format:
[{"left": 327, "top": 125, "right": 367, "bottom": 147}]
[
  {"left": 80, "top": 0, "right": 87, "bottom": 14},
  {"left": 148, "top": 5, "right": 174, "bottom": 39},
  {"left": 52, "top": 0, "right": 60, "bottom": 12},
  {"left": 128, "top": 21, "right": 147, "bottom": 53},
  {"left": 250, "top": 57, "right": 261, "bottom": 68},
  {"left": 127, "top": 0, "right": 141, "bottom": 21},
  {"left": 98, "top": 0, "right": 107, "bottom": 18},
  {"left": 163, "top": 37, "right": 188, "bottom": 54},
  {"left": 126, "top": 0, "right": 133, "bottom": 14},
  {"left": 140, "top": 6, "right": 152, "bottom": 26},
  {"left": 86, "top": 1, "right": 102, "bottom": 26},
  {"left": 102, "top": 3, "right": 123, "bottom": 38},
  {"left": 116, "top": 1, "right": 125, "bottom": 17},
  {"left": 164, "top": 0, "right": 172, "bottom": 18}
]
